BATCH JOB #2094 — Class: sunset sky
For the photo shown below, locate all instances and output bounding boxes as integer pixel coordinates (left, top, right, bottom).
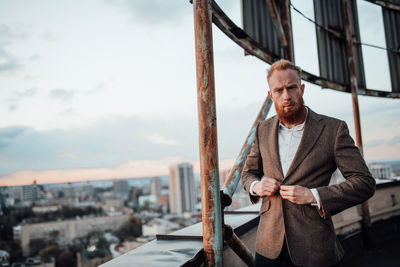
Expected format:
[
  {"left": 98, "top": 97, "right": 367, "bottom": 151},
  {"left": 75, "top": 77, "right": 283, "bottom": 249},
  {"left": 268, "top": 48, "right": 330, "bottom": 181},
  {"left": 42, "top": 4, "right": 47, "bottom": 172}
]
[{"left": 0, "top": 0, "right": 399, "bottom": 186}]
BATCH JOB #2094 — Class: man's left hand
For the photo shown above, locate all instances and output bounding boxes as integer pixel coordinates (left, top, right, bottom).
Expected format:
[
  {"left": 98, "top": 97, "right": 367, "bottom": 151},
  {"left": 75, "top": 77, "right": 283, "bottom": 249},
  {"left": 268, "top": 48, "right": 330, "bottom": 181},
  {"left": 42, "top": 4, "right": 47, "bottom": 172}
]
[{"left": 279, "top": 185, "right": 315, "bottom": 205}]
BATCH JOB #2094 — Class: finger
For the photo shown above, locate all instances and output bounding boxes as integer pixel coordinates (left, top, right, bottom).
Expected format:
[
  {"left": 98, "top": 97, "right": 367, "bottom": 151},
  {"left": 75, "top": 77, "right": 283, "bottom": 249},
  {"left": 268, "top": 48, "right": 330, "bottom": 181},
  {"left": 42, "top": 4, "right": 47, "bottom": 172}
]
[
  {"left": 280, "top": 188, "right": 294, "bottom": 195},
  {"left": 262, "top": 177, "right": 280, "bottom": 186},
  {"left": 280, "top": 194, "right": 294, "bottom": 201},
  {"left": 282, "top": 195, "right": 297, "bottom": 203},
  {"left": 280, "top": 185, "right": 294, "bottom": 191},
  {"left": 279, "top": 191, "right": 294, "bottom": 197}
]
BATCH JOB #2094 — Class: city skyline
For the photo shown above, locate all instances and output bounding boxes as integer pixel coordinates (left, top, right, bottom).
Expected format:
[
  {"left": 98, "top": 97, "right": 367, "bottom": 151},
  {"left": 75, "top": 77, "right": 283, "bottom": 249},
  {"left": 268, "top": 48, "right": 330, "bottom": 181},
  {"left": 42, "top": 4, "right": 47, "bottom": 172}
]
[{"left": 1, "top": 0, "right": 399, "bottom": 186}]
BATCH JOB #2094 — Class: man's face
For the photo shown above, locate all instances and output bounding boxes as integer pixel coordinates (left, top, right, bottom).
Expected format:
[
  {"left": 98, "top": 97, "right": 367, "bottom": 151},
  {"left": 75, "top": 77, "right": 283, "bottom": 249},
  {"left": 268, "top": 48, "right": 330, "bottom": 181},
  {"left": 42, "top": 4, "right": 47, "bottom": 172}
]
[{"left": 267, "top": 69, "right": 305, "bottom": 125}]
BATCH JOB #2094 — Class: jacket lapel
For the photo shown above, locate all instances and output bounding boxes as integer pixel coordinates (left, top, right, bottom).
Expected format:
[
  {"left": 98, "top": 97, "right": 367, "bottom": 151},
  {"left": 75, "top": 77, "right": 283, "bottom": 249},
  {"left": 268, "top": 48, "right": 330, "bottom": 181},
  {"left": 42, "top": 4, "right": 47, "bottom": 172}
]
[
  {"left": 266, "top": 117, "right": 284, "bottom": 180},
  {"left": 284, "top": 109, "right": 325, "bottom": 180}
]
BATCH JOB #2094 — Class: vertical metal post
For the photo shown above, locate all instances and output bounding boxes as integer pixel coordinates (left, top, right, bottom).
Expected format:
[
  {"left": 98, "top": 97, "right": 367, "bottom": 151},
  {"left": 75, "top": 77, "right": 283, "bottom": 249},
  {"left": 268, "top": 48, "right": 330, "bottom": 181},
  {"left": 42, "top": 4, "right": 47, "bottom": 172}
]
[
  {"left": 193, "top": 0, "right": 223, "bottom": 266},
  {"left": 280, "top": 0, "right": 294, "bottom": 61},
  {"left": 342, "top": 0, "right": 372, "bottom": 238}
]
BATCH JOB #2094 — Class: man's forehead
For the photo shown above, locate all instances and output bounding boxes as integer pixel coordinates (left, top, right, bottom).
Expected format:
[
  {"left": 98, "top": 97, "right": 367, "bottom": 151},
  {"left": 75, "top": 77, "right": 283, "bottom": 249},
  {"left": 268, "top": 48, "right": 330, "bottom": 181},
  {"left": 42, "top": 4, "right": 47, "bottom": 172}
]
[{"left": 268, "top": 69, "right": 300, "bottom": 85}]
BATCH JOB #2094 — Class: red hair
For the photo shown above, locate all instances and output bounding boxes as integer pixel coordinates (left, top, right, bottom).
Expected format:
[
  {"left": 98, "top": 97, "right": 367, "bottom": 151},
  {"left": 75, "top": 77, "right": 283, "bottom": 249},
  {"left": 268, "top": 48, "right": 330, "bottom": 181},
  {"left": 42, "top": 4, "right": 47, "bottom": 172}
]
[{"left": 267, "top": 59, "right": 302, "bottom": 82}]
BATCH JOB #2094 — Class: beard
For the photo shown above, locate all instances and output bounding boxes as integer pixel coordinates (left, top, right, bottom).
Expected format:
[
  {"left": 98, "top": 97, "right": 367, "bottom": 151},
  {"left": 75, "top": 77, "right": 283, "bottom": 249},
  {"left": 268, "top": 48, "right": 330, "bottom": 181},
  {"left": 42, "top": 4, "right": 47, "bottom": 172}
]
[{"left": 275, "top": 96, "right": 306, "bottom": 126}]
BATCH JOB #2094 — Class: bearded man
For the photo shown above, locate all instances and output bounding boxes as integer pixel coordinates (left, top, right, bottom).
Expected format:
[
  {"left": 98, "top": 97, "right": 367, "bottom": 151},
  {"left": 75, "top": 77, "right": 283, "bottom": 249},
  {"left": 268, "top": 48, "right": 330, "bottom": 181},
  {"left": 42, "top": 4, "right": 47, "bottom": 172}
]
[{"left": 241, "top": 59, "right": 375, "bottom": 267}]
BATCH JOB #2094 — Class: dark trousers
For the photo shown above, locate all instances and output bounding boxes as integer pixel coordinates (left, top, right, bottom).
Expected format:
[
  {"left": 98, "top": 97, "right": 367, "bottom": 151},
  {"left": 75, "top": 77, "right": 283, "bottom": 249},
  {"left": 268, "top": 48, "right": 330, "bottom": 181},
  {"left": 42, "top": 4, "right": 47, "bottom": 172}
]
[
  {"left": 254, "top": 241, "right": 295, "bottom": 267},
  {"left": 253, "top": 241, "right": 343, "bottom": 267}
]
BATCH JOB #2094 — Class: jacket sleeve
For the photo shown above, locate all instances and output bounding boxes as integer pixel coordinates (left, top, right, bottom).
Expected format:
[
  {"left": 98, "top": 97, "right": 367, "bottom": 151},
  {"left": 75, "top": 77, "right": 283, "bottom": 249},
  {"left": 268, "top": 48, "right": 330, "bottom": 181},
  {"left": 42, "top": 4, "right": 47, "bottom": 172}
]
[
  {"left": 241, "top": 123, "right": 264, "bottom": 204},
  {"left": 316, "top": 121, "right": 376, "bottom": 216}
]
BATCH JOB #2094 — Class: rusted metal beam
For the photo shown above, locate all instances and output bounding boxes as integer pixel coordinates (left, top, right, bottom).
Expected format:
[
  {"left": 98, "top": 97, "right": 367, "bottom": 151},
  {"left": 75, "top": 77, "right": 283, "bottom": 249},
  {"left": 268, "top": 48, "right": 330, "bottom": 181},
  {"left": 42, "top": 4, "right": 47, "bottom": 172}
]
[
  {"left": 265, "top": 0, "right": 288, "bottom": 48},
  {"left": 193, "top": 0, "right": 223, "bottom": 266},
  {"left": 210, "top": 0, "right": 400, "bottom": 98},
  {"left": 300, "top": 70, "right": 348, "bottom": 92},
  {"left": 280, "top": 0, "right": 295, "bottom": 61},
  {"left": 342, "top": 0, "right": 372, "bottom": 243},
  {"left": 223, "top": 224, "right": 254, "bottom": 266},
  {"left": 364, "top": 0, "right": 400, "bottom": 12},
  {"left": 222, "top": 96, "right": 273, "bottom": 199}
]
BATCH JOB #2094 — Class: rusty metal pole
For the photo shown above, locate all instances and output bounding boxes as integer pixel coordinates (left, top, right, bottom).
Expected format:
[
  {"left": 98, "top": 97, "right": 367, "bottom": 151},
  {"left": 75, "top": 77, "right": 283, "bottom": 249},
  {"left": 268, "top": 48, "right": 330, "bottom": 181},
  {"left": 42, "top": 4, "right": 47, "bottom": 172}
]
[
  {"left": 342, "top": 0, "right": 372, "bottom": 243},
  {"left": 280, "top": 0, "right": 294, "bottom": 62},
  {"left": 193, "top": 0, "right": 223, "bottom": 266},
  {"left": 223, "top": 225, "right": 254, "bottom": 266}
]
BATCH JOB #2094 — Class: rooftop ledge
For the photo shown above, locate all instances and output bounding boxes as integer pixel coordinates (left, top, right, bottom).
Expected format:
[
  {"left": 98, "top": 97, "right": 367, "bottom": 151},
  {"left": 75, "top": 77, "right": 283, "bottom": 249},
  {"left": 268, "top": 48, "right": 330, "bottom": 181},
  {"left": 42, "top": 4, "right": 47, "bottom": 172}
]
[{"left": 100, "top": 180, "right": 400, "bottom": 267}]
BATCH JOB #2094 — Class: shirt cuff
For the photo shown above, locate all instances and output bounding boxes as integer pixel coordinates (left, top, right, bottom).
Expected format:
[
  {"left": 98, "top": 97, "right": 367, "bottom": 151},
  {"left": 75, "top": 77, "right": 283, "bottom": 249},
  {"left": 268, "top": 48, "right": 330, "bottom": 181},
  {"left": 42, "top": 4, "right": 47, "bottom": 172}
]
[
  {"left": 249, "top": 181, "right": 259, "bottom": 196},
  {"left": 310, "top": 188, "right": 321, "bottom": 209},
  {"left": 310, "top": 188, "right": 325, "bottom": 218}
]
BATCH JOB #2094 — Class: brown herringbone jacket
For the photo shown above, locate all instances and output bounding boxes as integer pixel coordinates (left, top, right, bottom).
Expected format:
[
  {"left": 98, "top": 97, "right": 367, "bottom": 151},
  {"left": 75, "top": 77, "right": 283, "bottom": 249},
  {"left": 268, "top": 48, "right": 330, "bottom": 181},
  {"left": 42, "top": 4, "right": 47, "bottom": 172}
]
[{"left": 242, "top": 108, "right": 375, "bottom": 267}]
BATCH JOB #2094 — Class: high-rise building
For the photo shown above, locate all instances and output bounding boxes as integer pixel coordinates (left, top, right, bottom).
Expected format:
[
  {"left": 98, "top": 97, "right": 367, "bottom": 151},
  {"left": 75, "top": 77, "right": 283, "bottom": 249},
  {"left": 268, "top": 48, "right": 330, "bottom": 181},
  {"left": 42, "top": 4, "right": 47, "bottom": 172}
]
[
  {"left": 168, "top": 163, "right": 196, "bottom": 214},
  {"left": 113, "top": 180, "right": 129, "bottom": 199},
  {"left": 22, "top": 180, "right": 39, "bottom": 202},
  {"left": 150, "top": 176, "right": 161, "bottom": 196},
  {"left": 369, "top": 163, "right": 392, "bottom": 179}
]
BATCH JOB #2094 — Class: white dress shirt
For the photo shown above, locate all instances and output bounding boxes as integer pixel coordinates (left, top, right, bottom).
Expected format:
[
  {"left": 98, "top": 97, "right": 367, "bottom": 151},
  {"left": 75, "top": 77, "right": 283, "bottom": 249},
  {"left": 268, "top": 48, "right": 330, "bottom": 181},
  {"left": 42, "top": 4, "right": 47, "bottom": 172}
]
[{"left": 249, "top": 109, "right": 322, "bottom": 209}]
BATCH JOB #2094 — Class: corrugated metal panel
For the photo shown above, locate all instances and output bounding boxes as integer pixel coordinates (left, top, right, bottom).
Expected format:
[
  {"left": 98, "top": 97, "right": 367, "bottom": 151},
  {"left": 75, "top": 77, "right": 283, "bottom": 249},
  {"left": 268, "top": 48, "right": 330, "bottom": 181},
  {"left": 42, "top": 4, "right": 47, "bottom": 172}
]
[
  {"left": 241, "top": 0, "right": 284, "bottom": 59},
  {"left": 382, "top": 5, "right": 400, "bottom": 92},
  {"left": 314, "top": 0, "right": 366, "bottom": 90}
]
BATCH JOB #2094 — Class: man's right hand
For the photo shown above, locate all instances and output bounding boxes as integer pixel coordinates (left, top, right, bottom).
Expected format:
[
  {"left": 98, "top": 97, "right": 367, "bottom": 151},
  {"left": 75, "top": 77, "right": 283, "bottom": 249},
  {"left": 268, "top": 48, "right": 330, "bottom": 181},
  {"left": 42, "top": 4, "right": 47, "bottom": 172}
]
[{"left": 252, "top": 177, "right": 281, "bottom": 197}]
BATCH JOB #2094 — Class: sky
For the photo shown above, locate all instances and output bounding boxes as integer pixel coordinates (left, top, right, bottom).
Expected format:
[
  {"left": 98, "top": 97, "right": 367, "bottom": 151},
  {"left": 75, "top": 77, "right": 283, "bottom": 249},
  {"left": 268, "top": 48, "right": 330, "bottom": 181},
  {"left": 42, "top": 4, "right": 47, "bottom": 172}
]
[{"left": 0, "top": 0, "right": 399, "bottom": 186}]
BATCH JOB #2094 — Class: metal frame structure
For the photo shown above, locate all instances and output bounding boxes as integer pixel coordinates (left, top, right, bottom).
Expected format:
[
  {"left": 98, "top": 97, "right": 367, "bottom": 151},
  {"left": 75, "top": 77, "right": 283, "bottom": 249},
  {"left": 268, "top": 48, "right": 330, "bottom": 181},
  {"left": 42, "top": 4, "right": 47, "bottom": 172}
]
[{"left": 192, "top": 0, "right": 400, "bottom": 266}]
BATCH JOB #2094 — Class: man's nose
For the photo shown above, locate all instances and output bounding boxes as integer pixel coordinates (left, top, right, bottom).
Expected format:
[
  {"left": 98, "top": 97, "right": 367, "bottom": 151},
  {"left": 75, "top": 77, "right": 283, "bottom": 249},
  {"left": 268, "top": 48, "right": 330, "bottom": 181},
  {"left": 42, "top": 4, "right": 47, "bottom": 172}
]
[{"left": 282, "top": 89, "right": 291, "bottom": 100}]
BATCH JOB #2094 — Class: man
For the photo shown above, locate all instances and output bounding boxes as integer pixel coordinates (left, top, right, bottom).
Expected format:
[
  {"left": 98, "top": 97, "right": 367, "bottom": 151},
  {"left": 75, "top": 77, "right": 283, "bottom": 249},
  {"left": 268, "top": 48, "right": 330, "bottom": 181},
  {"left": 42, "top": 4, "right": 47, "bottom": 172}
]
[{"left": 241, "top": 59, "right": 375, "bottom": 267}]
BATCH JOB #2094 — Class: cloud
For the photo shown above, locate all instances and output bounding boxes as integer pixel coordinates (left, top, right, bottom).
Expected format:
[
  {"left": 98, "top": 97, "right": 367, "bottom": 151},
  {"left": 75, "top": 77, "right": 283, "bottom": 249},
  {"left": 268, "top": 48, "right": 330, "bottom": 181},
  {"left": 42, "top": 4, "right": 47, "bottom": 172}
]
[
  {"left": 14, "top": 87, "right": 38, "bottom": 98},
  {"left": 147, "top": 134, "right": 178, "bottom": 146},
  {"left": 86, "top": 83, "right": 106, "bottom": 95},
  {"left": 388, "top": 136, "right": 400, "bottom": 145},
  {"left": 0, "top": 115, "right": 199, "bottom": 176},
  {"left": 57, "top": 152, "right": 79, "bottom": 159},
  {"left": 8, "top": 104, "right": 17, "bottom": 112},
  {"left": 0, "top": 24, "right": 29, "bottom": 46},
  {"left": 0, "top": 126, "right": 27, "bottom": 147},
  {"left": 0, "top": 47, "right": 21, "bottom": 72},
  {"left": 0, "top": 126, "right": 27, "bottom": 139},
  {"left": 105, "top": 0, "right": 190, "bottom": 25},
  {"left": 29, "top": 54, "right": 40, "bottom": 61},
  {"left": 365, "top": 139, "right": 385, "bottom": 147},
  {"left": 49, "top": 88, "right": 75, "bottom": 101},
  {"left": 42, "top": 32, "right": 58, "bottom": 42}
]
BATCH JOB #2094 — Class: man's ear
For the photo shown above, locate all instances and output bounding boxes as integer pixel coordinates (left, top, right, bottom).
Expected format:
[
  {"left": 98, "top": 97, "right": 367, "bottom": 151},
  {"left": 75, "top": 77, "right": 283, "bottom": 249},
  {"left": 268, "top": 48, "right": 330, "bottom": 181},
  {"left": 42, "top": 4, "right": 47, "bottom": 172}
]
[
  {"left": 268, "top": 90, "right": 273, "bottom": 100},
  {"left": 300, "top": 83, "right": 305, "bottom": 96}
]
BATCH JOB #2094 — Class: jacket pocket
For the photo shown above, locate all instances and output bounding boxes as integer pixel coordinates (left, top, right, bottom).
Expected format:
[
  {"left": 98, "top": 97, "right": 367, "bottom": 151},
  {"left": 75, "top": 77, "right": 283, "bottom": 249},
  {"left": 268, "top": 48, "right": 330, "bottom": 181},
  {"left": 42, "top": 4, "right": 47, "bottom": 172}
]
[{"left": 259, "top": 198, "right": 271, "bottom": 215}]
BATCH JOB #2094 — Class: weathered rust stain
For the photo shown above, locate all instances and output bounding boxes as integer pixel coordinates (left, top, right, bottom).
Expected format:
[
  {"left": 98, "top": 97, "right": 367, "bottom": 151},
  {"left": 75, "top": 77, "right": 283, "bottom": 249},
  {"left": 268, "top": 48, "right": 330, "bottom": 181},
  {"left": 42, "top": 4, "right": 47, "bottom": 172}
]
[{"left": 365, "top": 0, "right": 400, "bottom": 12}]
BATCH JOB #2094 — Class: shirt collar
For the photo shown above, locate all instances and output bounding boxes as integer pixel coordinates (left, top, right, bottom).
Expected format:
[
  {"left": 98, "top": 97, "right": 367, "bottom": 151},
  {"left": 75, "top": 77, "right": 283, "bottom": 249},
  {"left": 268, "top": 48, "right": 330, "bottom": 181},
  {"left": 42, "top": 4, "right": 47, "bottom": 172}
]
[{"left": 279, "top": 107, "right": 308, "bottom": 131}]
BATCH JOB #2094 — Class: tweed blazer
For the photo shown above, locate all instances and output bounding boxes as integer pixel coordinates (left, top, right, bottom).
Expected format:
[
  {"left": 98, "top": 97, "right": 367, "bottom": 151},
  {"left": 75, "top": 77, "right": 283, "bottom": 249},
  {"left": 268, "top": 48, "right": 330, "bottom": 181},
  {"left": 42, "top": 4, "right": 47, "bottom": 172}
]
[{"left": 242, "top": 108, "right": 375, "bottom": 267}]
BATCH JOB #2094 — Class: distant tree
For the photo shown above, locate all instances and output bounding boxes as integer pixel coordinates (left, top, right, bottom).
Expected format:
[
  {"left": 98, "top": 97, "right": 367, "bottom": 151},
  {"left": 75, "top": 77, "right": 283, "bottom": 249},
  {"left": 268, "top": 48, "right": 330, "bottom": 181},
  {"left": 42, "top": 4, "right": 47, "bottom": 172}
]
[
  {"left": 0, "top": 240, "right": 22, "bottom": 263},
  {"left": 114, "top": 216, "right": 142, "bottom": 241},
  {"left": 38, "top": 245, "right": 62, "bottom": 259},
  {"left": 29, "top": 239, "right": 47, "bottom": 256},
  {"left": 57, "top": 191, "right": 64, "bottom": 198},
  {"left": 56, "top": 250, "right": 76, "bottom": 267},
  {"left": 49, "top": 230, "right": 60, "bottom": 241},
  {"left": 0, "top": 218, "right": 13, "bottom": 241}
]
